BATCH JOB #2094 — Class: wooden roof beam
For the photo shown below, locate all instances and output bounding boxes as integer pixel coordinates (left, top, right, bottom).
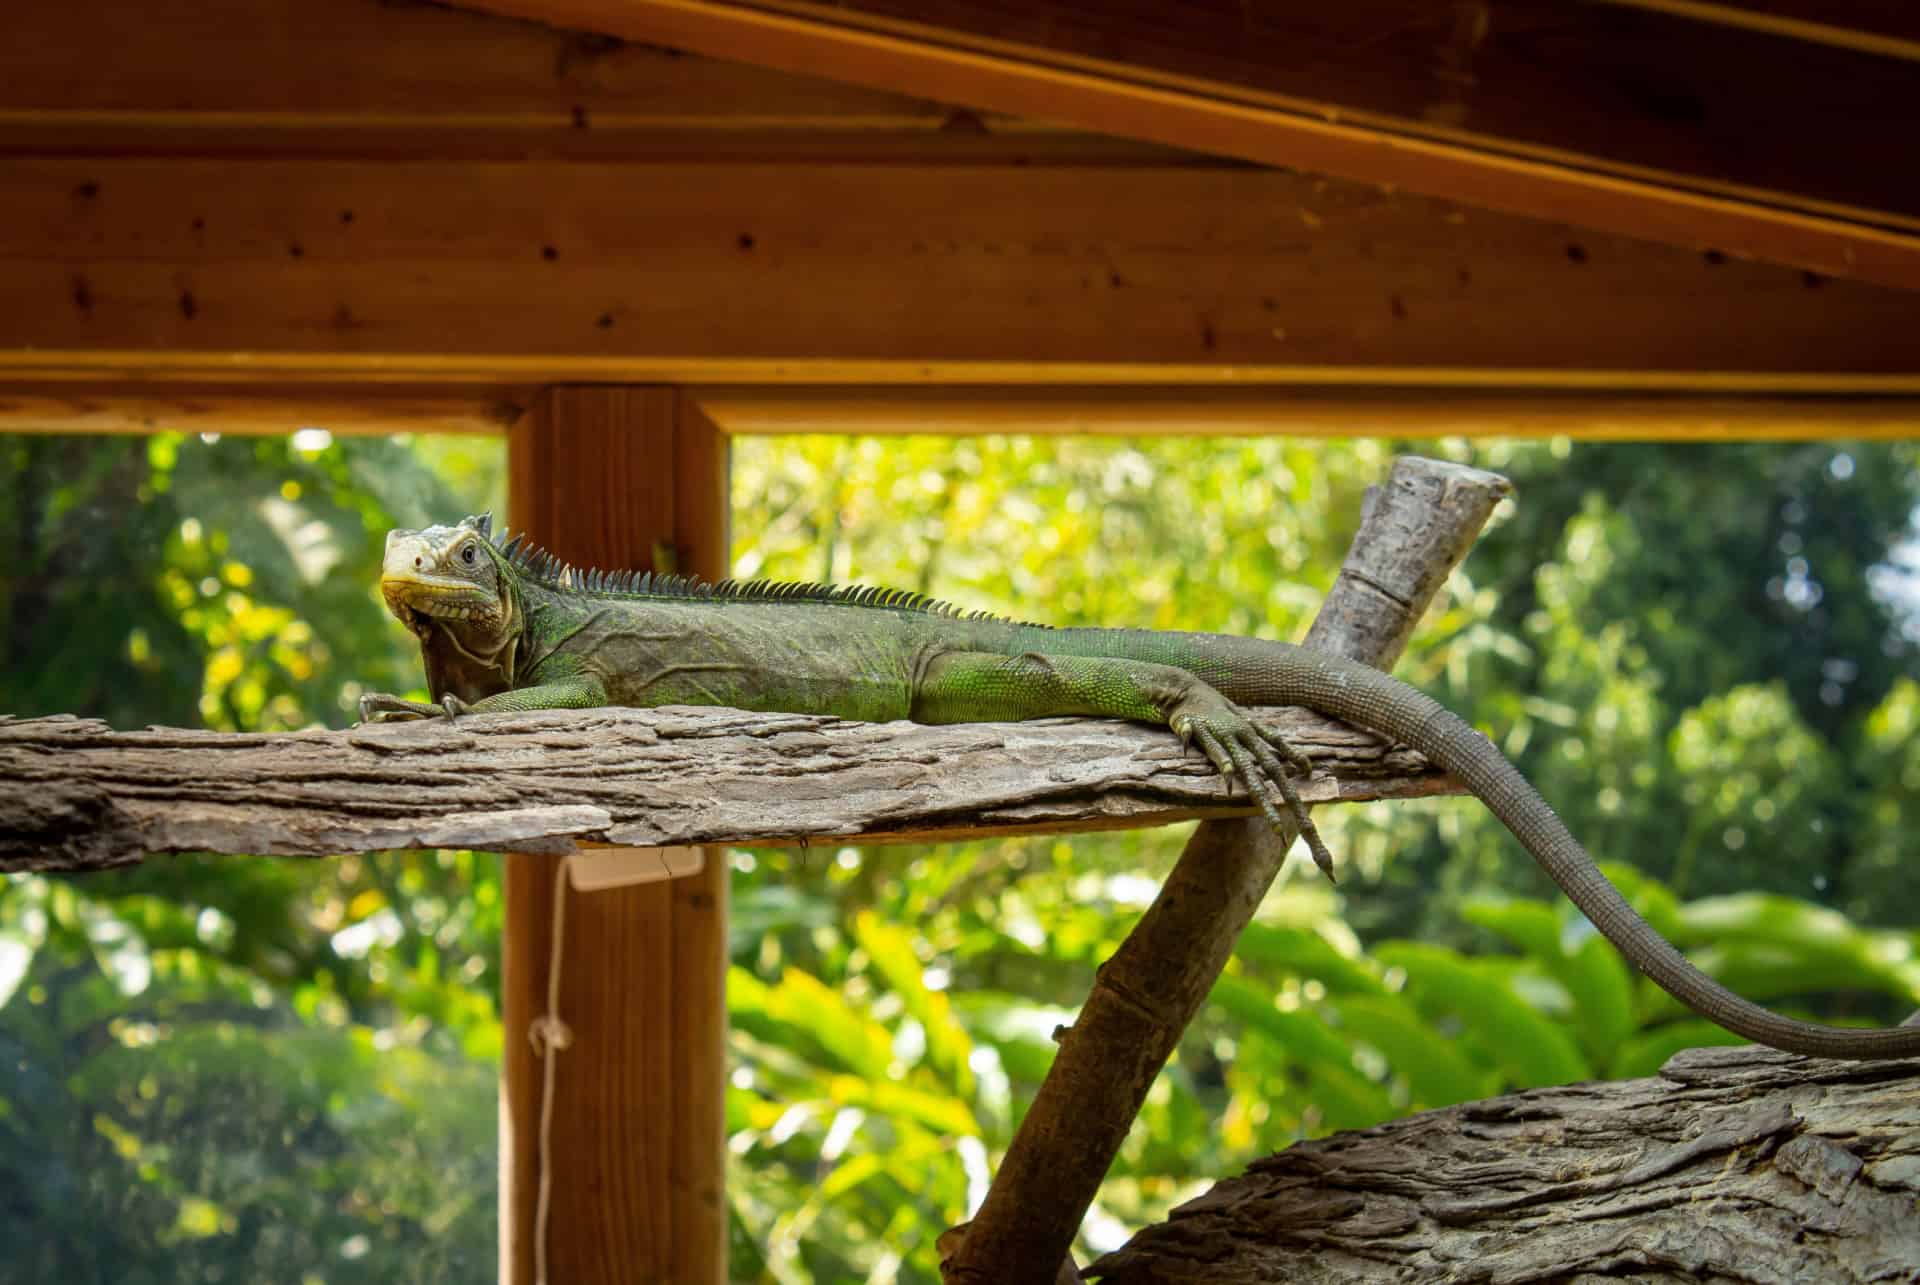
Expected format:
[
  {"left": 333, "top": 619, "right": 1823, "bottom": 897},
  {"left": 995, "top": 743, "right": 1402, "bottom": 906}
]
[
  {"left": 451, "top": 0, "right": 1920, "bottom": 289},
  {"left": 5, "top": 158, "right": 1920, "bottom": 390}
]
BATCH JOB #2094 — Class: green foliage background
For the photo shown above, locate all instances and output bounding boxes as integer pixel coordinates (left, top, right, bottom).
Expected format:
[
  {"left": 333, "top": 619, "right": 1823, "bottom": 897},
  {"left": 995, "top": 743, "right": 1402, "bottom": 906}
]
[{"left": 2, "top": 431, "right": 1917, "bottom": 1283}]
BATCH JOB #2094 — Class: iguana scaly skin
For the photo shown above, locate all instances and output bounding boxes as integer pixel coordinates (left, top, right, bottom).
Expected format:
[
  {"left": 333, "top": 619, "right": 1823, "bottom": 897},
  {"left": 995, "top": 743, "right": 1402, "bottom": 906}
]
[{"left": 361, "top": 514, "right": 1920, "bottom": 1060}]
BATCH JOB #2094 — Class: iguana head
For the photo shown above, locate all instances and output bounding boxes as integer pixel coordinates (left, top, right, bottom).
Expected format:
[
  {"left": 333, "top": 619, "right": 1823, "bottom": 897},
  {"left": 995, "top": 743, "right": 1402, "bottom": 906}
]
[{"left": 379, "top": 513, "right": 517, "bottom": 649}]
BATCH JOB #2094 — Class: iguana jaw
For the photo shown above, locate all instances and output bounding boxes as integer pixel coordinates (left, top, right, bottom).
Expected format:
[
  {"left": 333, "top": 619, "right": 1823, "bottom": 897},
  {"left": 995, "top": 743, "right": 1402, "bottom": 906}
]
[
  {"left": 380, "top": 573, "right": 500, "bottom": 636},
  {"left": 379, "top": 526, "right": 509, "bottom": 639}
]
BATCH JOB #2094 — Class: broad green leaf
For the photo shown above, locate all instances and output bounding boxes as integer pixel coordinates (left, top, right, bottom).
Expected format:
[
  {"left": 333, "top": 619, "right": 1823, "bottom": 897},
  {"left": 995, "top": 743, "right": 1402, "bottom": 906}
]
[
  {"left": 853, "top": 910, "right": 975, "bottom": 1096},
  {"left": 1210, "top": 974, "right": 1355, "bottom": 1072},
  {"left": 1332, "top": 994, "right": 1493, "bottom": 1107},
  {"left": 1462, "top": 900, "right": 1563, "bottom": 961},
  {"left": 950, "top": 992, "right": 1070, "bottom": 1085},
  {"left": 1684, "top": 947, "right": 1910, "bottom": 1008},
  {"left": 1608, "top": 1020, "right": 1747, "bottom": 1078},
  {"left": 1677, "top": 895, "right": 1920, "bottom": 997},
  {"left": 1305, "top": 1060, "right": 1396, "bottom": 1134},
  {"left": 1679, "top": 894, "right": 1862, "bottom": 951},
  {"left": 824, "top": 1074, "right": 978, "bottom": 1137},
  {"left": 818, "top": 1151, "right": 889, "bottom": 1203},
  {"left": 736, "top": 966, "right": 895, "bottom": 1082},
  {"left": 725, "top": 1084, "right": 766, "bottom": 1134},
  {"left": 1233, "top": 923, "right": 1385, "bottom": 995},
  {"left": 1560, "top": 932, "right": 1636, "bottom": 1055},
  {"left": 1376, "top": 943, "right": 1591, "bottom": 1087},
  {"left": 1464, "top": 898, "right": 1635, "bottom": 1058}
]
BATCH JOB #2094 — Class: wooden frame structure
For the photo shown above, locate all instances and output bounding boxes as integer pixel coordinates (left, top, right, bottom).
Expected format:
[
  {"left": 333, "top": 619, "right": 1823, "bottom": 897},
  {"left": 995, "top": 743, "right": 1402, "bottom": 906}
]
[{"left": 7, "top": 0, "right": 1918, "bottom": 1279}]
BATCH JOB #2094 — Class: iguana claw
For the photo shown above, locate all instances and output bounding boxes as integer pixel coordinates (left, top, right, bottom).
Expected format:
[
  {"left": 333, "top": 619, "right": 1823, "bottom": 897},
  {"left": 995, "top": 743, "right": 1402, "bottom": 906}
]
[
  {"left": 356, "top": 691, "right": 462, "bottom": 724},
  {"left": 1173, "top": 693, "right": 1338, "bottom": 882}
]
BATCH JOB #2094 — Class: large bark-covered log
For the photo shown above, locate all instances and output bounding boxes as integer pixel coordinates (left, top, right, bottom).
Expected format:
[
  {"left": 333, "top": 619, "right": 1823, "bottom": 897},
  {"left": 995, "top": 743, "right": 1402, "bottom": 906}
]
[
  {"left": 1089, "top": 1045, "right": 1920, "bottom": 1284},
  {"left": 0, "top": 705, "right": 1454, "bottom": 873}
]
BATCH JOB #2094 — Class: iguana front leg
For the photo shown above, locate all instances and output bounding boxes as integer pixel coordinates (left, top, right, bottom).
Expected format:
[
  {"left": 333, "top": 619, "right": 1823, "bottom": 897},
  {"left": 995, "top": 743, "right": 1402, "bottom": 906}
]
[
  {"left": 910, "top": 650, "right": 1336, "bottom": 879},
  {"left": 357, "top": 676, "right": 608, "bottom": 724}
]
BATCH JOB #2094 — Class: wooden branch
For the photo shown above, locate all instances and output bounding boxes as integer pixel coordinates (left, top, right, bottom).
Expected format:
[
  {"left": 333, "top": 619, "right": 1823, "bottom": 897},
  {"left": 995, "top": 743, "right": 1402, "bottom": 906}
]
[
  {"left": 0, "top": 705, "right": 1456, "bottom": 874},
  {"left": 944, "top": 457, "right": 1512, "bottom": 1283},
  {"left": 1088, "top": 1044, "right": 1920, "bottom": 1283}
]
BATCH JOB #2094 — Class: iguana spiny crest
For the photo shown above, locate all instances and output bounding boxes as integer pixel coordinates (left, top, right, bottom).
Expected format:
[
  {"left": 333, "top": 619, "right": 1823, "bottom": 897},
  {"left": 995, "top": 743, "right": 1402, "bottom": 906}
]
[{"left": 378, "top": 512, "right": 1031, "bottom": 630}]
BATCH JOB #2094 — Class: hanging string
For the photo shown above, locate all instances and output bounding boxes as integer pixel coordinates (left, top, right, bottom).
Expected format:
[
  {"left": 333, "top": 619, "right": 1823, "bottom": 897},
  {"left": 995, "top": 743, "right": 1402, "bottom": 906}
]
[{"left": 527, "top": 855, "right": 575, "bottom": 1285}]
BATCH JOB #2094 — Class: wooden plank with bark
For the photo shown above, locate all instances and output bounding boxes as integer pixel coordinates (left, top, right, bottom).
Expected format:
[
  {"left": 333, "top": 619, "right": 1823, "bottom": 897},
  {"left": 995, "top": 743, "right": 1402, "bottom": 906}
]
[
  {"left": 1088, "top": 1044, "right": 1920, "bottom": 1284},
  {"left": 0, "top": 705, "right": 1456, "bottom": 874}
]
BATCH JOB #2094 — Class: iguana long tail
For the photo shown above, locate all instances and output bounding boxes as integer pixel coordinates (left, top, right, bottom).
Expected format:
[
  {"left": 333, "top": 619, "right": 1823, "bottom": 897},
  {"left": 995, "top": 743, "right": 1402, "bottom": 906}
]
[{"left": 1038, "top": 628, "right": 1920, "bottom": 1061}]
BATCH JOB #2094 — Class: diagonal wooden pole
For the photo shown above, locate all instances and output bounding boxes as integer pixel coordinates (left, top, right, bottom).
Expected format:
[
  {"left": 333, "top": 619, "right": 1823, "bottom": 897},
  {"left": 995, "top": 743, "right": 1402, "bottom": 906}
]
[{"left": 943, "top": 456, "right": 1512, "bottom": 1284}]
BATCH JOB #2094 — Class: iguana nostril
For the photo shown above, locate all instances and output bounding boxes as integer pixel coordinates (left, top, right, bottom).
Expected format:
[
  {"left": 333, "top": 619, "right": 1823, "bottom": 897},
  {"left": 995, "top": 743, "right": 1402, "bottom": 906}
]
[{"left": 414, "top": 556, "right": 424, "bottom": 568}]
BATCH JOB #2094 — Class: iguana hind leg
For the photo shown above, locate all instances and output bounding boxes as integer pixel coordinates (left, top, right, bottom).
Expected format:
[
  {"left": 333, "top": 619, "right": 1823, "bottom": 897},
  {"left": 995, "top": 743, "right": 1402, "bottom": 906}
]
[{"left": 911, "top": 650, "right": 1337, "bottom": 879}]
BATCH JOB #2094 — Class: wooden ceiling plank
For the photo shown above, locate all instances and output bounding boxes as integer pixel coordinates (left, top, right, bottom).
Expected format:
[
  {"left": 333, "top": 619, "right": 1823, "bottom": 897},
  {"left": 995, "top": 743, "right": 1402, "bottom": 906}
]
[
  {"left": 1593, "top": 1, "right": 1920, "bottom": 56},
  {"left": 449, "top": 0, "right": 1920, "bottom": 287},
  {"left": 0, "top": 388, "right": 527, "bottom": 436},
  {"left": 2, "top": 385, "right": 1915, "bottom": 440},
  {"left": 0, "top": 0, "right": 953, "bottom": 131},
  {"left": 5, "top": 156, "right": 1918, "bottom": 386},
  {"left": 693, "top": 388, "right": 1920, "bottom": 441}
]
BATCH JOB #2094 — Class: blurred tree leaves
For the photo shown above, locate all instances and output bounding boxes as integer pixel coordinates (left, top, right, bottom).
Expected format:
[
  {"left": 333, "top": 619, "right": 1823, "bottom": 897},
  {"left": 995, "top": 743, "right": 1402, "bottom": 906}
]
[
  {"left": 722, "top": 433, "right": 1920, "bottom": 1279},
  {"left": 1, "top": 430, "right": 505, "bottom": 1284},
  {"left": 3, "top": 428, "right": 1917, "bottom": 1284}
]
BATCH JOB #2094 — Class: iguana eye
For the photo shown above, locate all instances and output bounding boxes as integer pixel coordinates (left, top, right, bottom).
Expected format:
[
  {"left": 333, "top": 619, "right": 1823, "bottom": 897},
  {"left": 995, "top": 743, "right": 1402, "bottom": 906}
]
[{"left": 461, "top": 543, "right": 477, "bottom": 565}]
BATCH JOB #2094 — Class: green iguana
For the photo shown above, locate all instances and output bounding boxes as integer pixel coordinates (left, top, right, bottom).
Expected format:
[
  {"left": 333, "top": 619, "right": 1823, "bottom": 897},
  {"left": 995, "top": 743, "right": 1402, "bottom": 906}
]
[{"left": 360, "top": 514, "right": 1920, "bottom": 1060}]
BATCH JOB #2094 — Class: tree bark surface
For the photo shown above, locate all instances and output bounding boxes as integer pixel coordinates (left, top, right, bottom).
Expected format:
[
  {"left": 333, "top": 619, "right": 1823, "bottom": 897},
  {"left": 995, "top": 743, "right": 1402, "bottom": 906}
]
[
  {"left": 1088, "top": 1044, "right": 1920, "bottom": 1284},
  {"left": 0, "top": 705, "right": 1452, "bottom": 873}
]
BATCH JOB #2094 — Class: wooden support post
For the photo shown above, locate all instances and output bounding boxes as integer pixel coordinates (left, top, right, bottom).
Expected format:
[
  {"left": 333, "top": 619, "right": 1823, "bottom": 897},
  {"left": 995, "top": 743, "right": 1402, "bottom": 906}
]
[
  {"left": 502, "top": 387, "right": 730, "bottom": 1284},
  {"left": 944, "top": 457, "right": 1512, "bottom": 1283}
]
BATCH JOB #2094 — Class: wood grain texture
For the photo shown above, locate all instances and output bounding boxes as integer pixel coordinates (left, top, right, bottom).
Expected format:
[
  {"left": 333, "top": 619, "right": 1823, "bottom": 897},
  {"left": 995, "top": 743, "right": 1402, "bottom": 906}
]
[
  {"left": 0, "top": 705, "right": 1455, "bottom": 874},
  {"left": 6, "top": 386, "right": 1920, "bottom": 440},
  {"left": 711, "top": 0, "right": 1920, "bottom": 220},
  {"left": 1089, "top": 1044, "right": 1920, "bottom": 1283},
  {"left": 5, "top": 158, "right": 1920, "bottom": 385},
  {"left": 945, "top": 458, "right": 1510, "bottom": 1283},
  {"left": 0, "top": 0, "right": 1005, "bottom": 155},
  {"left": 697, "top": 388, "right": 1920, "bottom": 441},
  {"left": 500, "top": 387, "right": 728, "bottom": 1284},
  {"left": 458, "top": 0, "right": 1920, "bottom": 288},
  {"left": 0, "top": 387, "right": 529, "bottom": 436}
]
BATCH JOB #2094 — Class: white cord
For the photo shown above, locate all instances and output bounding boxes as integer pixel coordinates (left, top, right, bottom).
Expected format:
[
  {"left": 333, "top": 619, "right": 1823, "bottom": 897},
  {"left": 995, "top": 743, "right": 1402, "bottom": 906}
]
[{"left": 527, "top": 856, "right": 575, "bottom": 1285}]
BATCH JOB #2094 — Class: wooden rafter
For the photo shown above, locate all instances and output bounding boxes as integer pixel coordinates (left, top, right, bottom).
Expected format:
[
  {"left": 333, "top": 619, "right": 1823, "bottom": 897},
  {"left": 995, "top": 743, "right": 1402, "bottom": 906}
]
[{"left": 450, "top": 0, "right": 1920, "bottom": 289}]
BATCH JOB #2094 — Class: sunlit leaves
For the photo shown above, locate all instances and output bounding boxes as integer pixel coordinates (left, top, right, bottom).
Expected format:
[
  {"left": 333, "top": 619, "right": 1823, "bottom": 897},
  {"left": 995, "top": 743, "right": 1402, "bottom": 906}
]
[
  {"left": 10, "top": 430, "right": 1920, "bottom": 1283},
  {"left": 720, "top": 434, "right": 1920, "bottom": 1282},
  {"left": 2, "top": 430, "right": 508, "bottom": 1283}
]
